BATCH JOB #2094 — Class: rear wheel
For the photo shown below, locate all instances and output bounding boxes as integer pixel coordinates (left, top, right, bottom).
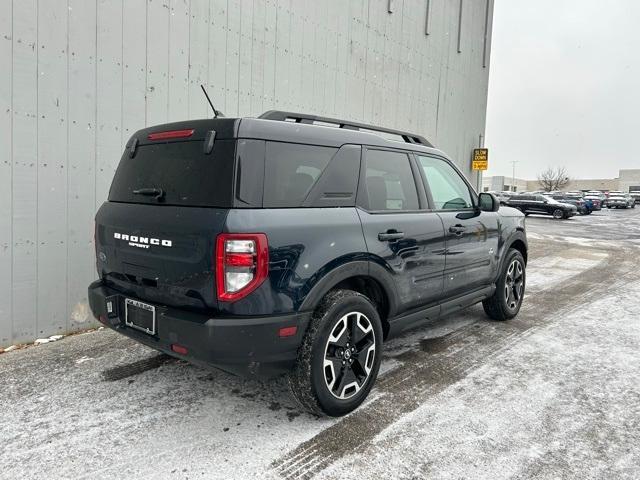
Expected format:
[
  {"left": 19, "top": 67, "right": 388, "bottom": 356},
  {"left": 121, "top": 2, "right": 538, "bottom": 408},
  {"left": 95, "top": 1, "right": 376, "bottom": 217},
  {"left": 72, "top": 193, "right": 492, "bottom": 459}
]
[
  {"left": 552, "top": 209, "right": 564, "bottom": 219},
  {"left": 288, "top": 290, "right": 383, "bottom": 417},
  {"left": 483, "top": 249, "right": 526, "bottom": 321}
]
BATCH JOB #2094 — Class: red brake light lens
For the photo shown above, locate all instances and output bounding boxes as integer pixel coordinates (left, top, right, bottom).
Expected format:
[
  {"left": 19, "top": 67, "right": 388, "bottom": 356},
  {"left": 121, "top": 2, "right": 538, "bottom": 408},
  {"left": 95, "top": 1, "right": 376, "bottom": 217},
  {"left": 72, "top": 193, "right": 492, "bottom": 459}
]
[
  {"left": 147, "top": 129, "right": 194, "bottom": 140},
  {"left": 216, "top": 233, "right": 268, "bottom": 302}
]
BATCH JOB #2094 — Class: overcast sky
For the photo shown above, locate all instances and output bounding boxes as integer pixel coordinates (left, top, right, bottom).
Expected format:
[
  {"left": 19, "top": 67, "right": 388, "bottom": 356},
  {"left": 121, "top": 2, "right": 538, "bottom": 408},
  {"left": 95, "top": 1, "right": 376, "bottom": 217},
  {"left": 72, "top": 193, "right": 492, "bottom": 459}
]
[{"left": 485, "top": 0, "right": 640, "bottom": 180}]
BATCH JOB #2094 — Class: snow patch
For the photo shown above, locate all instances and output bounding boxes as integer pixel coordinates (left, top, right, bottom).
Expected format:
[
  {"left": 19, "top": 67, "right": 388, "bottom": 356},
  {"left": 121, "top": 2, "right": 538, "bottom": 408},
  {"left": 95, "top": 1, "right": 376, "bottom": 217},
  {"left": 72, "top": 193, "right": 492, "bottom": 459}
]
[
  {"left": 526, "top": 252, "right": 607, "bottom": 292},
  {"left": 34, "top": 334, "right": 65, "bottom": 346}
]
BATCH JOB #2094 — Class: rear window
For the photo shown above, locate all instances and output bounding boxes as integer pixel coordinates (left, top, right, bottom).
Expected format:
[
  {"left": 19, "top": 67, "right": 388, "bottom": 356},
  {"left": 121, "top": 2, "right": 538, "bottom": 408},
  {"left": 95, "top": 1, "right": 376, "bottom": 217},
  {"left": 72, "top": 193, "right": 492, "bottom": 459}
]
[
  {"left": 263, "top": 142, "right": 337, "bottom": 208},
  {"left": 108, "top": 140, "right": 234, "bottom": 207}
]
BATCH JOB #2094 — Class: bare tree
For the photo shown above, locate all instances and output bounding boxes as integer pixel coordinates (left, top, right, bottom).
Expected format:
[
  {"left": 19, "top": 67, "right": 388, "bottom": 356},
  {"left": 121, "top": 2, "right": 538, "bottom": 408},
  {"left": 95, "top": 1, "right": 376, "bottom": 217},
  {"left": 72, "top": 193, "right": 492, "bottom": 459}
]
[{"left": 537, "top": 167, "right": 571, "bottom": 192}]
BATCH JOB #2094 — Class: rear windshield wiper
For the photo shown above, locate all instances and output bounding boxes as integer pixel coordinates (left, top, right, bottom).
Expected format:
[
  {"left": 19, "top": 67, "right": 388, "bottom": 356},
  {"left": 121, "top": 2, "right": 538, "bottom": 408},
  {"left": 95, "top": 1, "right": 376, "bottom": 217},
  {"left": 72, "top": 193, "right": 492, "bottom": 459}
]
[{"left": 132, "top": 187, "right": 165, "bottom": 201}]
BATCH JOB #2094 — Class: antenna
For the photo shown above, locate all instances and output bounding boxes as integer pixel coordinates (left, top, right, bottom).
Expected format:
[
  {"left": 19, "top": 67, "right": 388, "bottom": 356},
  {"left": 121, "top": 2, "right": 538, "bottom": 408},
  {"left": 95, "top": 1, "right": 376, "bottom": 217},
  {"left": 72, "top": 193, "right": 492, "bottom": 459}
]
[{"left": 200, "top": 84, "right": 222, "bottom": 118}]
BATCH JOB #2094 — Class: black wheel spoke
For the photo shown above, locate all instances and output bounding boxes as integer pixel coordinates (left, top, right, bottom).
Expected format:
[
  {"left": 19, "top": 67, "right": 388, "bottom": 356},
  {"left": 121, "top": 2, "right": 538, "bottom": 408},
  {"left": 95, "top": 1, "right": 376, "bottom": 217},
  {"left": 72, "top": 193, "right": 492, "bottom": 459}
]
[
  {"left": 349, "top": 313, "right": 363, "bottom": 345},
  {"left": 355, "top": 337, "right": 374, "bottom": 354},
  {"left": 351, "top": 356, "right": 368, "bottom": 380},
  {"left": 334, "top": 366, "right": 357, "bottom": 396}
]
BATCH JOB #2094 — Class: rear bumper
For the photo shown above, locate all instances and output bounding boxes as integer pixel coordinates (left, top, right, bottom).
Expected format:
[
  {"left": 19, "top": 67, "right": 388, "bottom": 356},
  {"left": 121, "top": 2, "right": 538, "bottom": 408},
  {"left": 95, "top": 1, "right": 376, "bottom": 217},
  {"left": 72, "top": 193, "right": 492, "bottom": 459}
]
[{"left": 88, "top": 280, "right": 311, "bottom": 378}]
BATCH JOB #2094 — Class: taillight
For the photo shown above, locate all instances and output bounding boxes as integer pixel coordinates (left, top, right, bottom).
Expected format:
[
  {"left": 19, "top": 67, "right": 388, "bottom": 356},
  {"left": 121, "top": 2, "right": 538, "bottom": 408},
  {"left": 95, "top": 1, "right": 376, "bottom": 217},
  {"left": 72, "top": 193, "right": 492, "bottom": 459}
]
[{"left": 216, "top": 233, "right": 268, "bottom": 302}]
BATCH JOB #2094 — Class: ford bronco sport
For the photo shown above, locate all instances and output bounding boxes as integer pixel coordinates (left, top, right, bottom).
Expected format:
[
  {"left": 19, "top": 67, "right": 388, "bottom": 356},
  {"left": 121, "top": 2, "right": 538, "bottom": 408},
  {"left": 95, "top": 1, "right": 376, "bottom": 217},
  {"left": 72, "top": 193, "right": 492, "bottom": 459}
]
[{"left": 89, "top": 111, "right": 528, "bottom": 417}]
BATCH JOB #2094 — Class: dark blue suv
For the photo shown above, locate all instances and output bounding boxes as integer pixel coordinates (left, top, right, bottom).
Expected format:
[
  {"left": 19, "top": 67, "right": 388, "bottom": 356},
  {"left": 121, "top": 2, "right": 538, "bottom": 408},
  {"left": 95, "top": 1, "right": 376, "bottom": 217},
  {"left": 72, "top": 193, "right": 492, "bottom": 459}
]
[{"left": 89, "top": 111, "right": 527, "bottom": 416}]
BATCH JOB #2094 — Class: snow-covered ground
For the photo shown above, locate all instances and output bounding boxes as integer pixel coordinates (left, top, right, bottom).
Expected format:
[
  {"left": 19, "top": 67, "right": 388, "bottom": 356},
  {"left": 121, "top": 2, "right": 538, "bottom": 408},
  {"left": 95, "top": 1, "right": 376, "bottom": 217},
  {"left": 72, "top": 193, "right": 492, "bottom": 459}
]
[{"left": 1, "top": 209, "right": 639, "bottom": 479}]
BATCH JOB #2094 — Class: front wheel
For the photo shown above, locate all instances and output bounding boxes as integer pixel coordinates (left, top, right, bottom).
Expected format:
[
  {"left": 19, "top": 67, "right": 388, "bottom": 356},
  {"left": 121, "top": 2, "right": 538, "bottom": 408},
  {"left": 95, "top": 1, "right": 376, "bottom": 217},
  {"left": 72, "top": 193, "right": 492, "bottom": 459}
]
[
  {"left": 552, "top": 208, "right": 564, "bottom": 219},
  {"left": 288, "top": 290, "right": 383, "bottom": 417},
  {"left": 483, "top": 249, "right": 526, "bottom": 321}
]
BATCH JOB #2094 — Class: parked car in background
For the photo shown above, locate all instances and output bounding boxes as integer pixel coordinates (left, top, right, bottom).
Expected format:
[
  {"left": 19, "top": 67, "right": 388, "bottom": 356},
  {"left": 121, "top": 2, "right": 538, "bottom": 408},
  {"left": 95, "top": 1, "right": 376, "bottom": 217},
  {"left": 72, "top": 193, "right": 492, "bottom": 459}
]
[
  {"left": 488, "top": 191, "right": 513, "bottom": 205},
  {"left": 583, "top": 195, "right": 602, "bottom": 210},
  {"left": 586, "top": 191, "right": 607, "bottom": 207},
  {"left": 607, "top": 194, "right": 635, "bottom": 209},
  {"left": 551, "top": 194, "right": 591, "bottom": 215},
  {"left": 507, "top": 194, "right": 577, "bottom": 219},
  {"left": 566, "top": 193, "right": 597, "bottom": 213},
  {"left": 629, "top": 191, "right": 640, "bottom": 204}
]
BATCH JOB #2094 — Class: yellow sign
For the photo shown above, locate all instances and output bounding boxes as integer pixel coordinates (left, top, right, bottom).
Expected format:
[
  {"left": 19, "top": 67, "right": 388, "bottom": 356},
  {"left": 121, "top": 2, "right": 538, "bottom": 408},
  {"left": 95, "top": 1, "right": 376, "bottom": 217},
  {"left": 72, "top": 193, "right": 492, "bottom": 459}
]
[{"left": 472, "top": 148, "right": 488, "bottom": 171}]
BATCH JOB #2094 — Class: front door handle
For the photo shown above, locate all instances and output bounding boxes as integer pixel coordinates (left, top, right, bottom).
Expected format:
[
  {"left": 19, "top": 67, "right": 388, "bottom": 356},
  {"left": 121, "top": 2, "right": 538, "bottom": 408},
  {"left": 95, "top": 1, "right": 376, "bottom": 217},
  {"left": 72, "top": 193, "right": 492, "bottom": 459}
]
[
  {"left": 449, "top": 225, "right": 466, "bottom": 236},
  {"left": 378, "top": 230, "right": 404, "bottom": 241}
]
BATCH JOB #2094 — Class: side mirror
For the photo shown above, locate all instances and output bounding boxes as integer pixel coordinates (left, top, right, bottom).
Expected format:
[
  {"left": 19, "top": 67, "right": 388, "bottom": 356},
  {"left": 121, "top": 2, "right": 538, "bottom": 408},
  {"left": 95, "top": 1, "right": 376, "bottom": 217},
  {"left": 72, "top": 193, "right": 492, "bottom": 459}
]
[{"left": 479, "top": 192, "right": 499, "bottom": 212}]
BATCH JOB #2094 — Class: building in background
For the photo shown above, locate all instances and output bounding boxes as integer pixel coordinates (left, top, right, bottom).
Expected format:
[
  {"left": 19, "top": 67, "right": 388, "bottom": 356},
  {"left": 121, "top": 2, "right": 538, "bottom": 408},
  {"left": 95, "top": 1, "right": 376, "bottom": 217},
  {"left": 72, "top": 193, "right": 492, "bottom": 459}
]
[
  {"left": 484, "top": 169, "right": 640, "bottom": 194},
  {"left": 0, "top": 0, "right": 494, "bottom": 347},
  {"left": 482, "top": 175, "right": 528, "bottom": 192}
]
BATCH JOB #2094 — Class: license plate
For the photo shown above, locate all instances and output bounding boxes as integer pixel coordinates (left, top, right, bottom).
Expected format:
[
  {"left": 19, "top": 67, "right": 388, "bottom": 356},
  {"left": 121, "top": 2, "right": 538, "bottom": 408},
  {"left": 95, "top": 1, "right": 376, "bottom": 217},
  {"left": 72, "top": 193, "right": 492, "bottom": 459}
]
[{"left": 125, "top": 299, "right": 156, "bottom": 335}]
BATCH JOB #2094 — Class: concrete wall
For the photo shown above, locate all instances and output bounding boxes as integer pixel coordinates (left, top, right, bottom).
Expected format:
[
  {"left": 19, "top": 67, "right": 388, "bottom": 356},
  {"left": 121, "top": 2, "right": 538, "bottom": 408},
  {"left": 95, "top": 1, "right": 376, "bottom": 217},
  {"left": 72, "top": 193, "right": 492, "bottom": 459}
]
[
  {"left": 561, "top": 179, "right": 620, "bottom": 192},
  {"left": 0, "top": 0, "right": 494, "bottom": 347}
]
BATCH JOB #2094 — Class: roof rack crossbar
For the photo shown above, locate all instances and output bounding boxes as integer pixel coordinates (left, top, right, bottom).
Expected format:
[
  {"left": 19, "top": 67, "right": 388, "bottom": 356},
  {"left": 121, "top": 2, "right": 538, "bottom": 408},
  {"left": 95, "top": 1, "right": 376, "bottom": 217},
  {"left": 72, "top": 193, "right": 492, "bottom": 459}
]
[{"left": 258, "top": 110, "right": 433, "bottom": 147}]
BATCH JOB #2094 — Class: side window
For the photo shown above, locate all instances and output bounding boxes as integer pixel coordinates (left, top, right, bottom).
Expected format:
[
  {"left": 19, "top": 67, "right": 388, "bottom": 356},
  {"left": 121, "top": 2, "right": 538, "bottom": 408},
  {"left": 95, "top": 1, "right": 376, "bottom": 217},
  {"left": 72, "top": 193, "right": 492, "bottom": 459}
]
[
  {"left": 235, "top": 139, "right": 265, "bottom": 207},
  {"left": 417, "top": 155, "right": 473, "bottom": 210},
  {"left": 364, "top": 150, "right": 419, "bottom": 211},
  {"left": 263, "top": 142, "right": 337, "bottom": 208}
]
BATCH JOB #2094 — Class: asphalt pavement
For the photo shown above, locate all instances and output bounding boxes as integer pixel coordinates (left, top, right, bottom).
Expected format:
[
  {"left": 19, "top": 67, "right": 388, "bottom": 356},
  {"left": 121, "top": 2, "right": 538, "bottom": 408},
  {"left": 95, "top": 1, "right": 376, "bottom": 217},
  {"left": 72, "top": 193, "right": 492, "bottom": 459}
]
[{"left": 1, "top": 207, "right": 639, "bottom": 479}]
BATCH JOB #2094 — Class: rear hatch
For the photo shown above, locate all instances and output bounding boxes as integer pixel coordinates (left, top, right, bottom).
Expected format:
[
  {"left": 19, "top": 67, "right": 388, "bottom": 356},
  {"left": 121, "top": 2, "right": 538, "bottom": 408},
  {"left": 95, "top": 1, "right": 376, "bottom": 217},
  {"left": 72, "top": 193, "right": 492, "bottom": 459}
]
[{"left": 95, "top": 119, "right": 238, "bottom": 312}]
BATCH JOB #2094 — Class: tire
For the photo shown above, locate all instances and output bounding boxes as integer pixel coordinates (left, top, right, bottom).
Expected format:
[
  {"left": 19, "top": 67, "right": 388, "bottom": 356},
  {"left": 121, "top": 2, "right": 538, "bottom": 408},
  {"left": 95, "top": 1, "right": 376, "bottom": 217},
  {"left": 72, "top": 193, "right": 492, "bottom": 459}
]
[
  {"left": 483, "top": 249, "right": 526, "bottom": 321},
  {"left": 288, "top": 289, "right": 383, "bottom": 417},
  {"left": 552, "top": 209, "right": 564, "bottom": 219}
]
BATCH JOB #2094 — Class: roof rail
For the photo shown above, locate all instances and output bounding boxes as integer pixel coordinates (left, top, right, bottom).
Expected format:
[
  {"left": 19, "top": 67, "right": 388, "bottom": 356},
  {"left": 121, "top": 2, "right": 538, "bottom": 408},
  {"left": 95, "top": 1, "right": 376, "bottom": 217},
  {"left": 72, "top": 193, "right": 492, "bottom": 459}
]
[{"left": 258, "top": 110, "right": 433, "bottom": 147}]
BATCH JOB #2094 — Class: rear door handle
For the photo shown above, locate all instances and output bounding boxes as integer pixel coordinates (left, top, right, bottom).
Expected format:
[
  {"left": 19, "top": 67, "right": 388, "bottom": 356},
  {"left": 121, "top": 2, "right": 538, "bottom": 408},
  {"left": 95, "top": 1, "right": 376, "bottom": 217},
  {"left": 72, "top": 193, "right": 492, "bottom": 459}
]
[
  {"left": 378, "top": 230, "right": 404, "bottom": 241},
  {"left": 449, "top": 225, "right": 466, "bottom": 236}
]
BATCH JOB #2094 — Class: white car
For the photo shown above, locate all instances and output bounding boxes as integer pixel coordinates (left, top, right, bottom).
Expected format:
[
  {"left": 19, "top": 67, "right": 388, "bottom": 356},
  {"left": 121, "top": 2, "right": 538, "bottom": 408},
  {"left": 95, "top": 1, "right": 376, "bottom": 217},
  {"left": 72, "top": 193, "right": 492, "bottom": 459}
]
[{"left": 607, "top": 194, "right": 635, "bottom": 209}]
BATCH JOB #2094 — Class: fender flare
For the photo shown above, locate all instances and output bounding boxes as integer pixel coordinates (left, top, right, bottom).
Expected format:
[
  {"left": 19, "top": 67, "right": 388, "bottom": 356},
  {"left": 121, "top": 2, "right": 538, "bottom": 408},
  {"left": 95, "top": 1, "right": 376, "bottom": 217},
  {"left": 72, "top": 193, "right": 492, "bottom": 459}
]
[{"left": 299, "top": 260, "right": 400, "bottom": 316}]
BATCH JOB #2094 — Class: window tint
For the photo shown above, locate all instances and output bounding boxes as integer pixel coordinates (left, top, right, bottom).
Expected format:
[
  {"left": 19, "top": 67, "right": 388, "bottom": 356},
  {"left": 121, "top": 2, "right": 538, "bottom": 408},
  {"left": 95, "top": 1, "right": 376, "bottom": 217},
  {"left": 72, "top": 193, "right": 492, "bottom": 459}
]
[
  {"left": 364, "top": 150, "right": 419, "bottom": 211},
  {"left": 235, "top": 139, "right": 265, "bottom": 207},
  {"left": 108, "top": 140, "right": 234, "bottom": 207},
  {"left": 263, "top": 142, "right": 336, "bottom": 207},
  {"left": 417, "top": 155, "right": 472, "bottom": 210}
]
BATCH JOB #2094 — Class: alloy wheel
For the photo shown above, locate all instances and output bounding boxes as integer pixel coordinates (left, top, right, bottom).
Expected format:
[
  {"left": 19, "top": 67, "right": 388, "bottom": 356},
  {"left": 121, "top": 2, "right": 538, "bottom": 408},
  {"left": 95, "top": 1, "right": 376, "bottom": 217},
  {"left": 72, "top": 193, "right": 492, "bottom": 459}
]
[
  {"left": 504, "top": 259, "right": 524, "bottom": 310},
  {"left": 323, "top": 312, "right": 376, "bottom": 400}
]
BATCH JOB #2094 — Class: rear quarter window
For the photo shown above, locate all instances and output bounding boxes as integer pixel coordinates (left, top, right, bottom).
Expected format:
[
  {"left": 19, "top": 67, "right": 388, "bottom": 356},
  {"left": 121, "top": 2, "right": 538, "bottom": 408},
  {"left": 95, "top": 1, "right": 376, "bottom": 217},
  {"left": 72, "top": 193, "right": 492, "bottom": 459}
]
[{"left": 263, "top": 142, "right": 337, "bottom": 208}]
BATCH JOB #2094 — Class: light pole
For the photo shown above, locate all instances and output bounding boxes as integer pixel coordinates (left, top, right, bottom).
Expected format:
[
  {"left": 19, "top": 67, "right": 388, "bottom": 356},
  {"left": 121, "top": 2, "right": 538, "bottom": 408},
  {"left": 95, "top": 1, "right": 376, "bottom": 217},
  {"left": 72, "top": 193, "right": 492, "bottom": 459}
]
[{"left": 510, "top": 160, "right": 519, "bottom": 192}]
